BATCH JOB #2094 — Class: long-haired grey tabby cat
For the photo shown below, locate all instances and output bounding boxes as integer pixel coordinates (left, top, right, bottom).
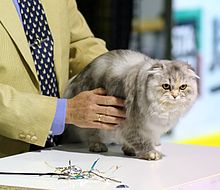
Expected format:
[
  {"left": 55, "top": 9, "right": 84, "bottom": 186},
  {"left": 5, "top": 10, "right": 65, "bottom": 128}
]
[{"left": 62, "top": 50, "right": 198, "bottom": 160}]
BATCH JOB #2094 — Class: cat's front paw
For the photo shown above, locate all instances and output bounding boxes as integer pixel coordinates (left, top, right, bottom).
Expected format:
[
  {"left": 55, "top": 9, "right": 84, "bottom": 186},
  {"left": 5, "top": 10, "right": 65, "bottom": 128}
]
[
  {"left": 138, "top": 150, "right": 163, "bottom": 160},
  {"left": 89, "top": 142, "right": 108, "bottom": 152},
  {"left": 122, "top": 145, "right": 136, "bottom": 156}
]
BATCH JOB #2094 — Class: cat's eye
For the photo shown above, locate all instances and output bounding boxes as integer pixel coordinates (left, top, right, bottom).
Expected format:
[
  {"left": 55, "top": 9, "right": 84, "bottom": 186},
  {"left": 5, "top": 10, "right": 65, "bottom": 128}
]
[
  {"left": 162, "top": 84, "right": 171, "bottom": 90},
  {"left": 179, "top": 84, "right": 187, "bottom": 90}
]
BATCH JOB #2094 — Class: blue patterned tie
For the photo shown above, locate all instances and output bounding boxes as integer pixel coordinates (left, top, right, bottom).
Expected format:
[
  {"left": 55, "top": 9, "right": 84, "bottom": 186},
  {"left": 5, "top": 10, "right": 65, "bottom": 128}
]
[
  {"left": 18, "top": 0, "right": 59, "bottom": 97},
  {"left": 18, "top": 0, "right": 59, "bottom": 147}
]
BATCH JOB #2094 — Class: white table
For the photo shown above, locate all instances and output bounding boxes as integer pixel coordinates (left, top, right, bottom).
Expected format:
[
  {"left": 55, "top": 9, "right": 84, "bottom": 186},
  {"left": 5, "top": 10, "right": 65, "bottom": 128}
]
[{"left": 0, "top": 143, "right": 220, "bottom": 190}]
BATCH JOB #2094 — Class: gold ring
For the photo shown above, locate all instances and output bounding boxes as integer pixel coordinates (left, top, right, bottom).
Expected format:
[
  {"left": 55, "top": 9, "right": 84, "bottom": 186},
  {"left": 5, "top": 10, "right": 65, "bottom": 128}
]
[{"left": 98, "top": 114, "right": 102, "bottom": 122}]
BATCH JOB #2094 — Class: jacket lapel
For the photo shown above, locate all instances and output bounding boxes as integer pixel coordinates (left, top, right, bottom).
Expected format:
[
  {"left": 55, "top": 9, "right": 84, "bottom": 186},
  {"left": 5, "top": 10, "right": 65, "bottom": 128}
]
[{"left": 0, "top": 1, "right": 39, "bottom": 85}]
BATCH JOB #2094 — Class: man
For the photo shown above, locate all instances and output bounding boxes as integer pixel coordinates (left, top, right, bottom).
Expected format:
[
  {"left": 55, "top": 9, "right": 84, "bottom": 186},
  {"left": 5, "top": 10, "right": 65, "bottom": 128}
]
[{"left": 0, "top": 0, "right": 125, "bottom": 157}]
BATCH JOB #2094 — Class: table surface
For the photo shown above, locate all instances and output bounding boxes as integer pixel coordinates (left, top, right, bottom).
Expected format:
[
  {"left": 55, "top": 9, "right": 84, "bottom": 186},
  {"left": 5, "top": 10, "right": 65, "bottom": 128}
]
[{"left": 0, "top": 143, "right": 220, "bottom": 190}]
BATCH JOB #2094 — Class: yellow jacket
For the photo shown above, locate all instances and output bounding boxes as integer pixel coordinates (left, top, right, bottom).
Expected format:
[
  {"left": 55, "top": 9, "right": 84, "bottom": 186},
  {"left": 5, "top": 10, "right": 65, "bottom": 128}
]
[{"left": 0, "top": 0, "right": 107, "bottom": 157}]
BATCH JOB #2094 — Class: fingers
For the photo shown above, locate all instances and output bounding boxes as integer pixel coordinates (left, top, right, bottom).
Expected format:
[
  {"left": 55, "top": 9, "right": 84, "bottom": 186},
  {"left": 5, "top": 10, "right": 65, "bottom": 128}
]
[
  {"left": 96, "top": 105, "right": 126, "bottom": 118},
  {"left": 95, "top": 95, "right": 125, "bottom": 107},
  {"left": 92, "top": 88, "right": 125, "bottom": 107},
  {"left": 92, "top": 88, "right": 107, "bottom": 95},
  {"left": 66, "top": 88, "right": 126, "bottom": 130},
  {"left": 90, "top": 122, "right": 119, "bottom": 130},
  {"left": 75, "top": 121, "right": 119, "bottom": 130},
  {"left": 94, "top": 113, "right": 124, "bottom": 124}
]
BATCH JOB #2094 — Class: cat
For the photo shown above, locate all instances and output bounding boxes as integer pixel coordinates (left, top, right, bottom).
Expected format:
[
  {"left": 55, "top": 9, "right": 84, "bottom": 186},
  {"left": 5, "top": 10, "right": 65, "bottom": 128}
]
[{"left": 61, "top": 49, "right": 198, "bottom": 160}]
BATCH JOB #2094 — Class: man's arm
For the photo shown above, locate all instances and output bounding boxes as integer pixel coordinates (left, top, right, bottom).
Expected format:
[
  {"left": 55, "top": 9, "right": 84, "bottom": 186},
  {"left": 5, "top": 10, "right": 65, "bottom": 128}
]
[
  {"left": 0, "top": 84, "right": 57, "bottom": 147},
  {"left": 67, "top": 0, "right": 108, "bottom": 78}
]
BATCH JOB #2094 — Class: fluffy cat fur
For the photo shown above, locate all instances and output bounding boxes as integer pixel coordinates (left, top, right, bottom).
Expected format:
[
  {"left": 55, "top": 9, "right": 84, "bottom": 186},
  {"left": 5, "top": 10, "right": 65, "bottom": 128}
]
[{"left": 61, "top": 49, "right": 198, "bottom": 160}]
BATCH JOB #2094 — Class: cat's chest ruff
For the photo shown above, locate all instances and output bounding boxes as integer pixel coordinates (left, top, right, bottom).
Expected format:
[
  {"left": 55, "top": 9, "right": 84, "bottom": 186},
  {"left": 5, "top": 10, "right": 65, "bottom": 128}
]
[
  {"left": 147, "top": 105, "right": 180, "bottom": 131},
  {"left": 155, "top": 109, "right": 178, "bottom": 119},
  {"left": 148, "top": 102, "right": 180, "bottom": 120}
]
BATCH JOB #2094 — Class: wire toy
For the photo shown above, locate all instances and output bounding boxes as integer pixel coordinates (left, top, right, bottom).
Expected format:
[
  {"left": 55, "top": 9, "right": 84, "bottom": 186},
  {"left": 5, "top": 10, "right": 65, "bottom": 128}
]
[
  {"left": 0, "top": 158, "right": 129, "bottom": 188},
  {"left": 53, "top": 158, "right": 122, "bottom": 183}
]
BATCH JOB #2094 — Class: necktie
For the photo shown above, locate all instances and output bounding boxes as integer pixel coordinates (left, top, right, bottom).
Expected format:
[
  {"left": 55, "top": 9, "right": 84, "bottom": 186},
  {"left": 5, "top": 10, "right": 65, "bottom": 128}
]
[
  {"left": 18, "top": 0, "right": 59, "bottom": 97},
  {"left": 18, "top": 0, "right": 59, "bottom": 147}
]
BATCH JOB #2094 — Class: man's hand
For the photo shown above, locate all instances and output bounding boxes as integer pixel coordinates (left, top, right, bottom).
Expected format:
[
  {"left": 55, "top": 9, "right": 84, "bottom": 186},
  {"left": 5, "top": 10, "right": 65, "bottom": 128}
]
[{"left": 65, "top": 88, "right": 126, "bottom": 130}]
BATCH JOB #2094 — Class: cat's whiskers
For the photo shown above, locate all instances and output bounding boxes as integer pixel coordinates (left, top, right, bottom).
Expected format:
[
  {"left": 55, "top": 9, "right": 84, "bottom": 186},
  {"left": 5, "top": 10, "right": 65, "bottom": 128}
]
[{"left": 158, "top": 98, "right": 182, "bottom": 111}]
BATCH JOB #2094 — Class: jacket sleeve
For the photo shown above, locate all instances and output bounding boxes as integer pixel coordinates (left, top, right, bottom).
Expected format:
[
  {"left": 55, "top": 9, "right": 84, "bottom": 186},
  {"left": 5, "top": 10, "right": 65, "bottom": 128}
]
[
  {"left": 0, "top": 84, "right": 57, "bottom": 147},
  {"left": 67, "top": 0, "right": 108, "bottom": 78}
]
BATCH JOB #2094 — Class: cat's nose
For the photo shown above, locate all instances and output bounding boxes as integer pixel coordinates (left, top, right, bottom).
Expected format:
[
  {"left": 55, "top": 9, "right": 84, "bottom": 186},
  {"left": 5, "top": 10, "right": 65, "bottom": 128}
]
[{"left": 171, "top": 91, "right": 178, "bottom": 99}]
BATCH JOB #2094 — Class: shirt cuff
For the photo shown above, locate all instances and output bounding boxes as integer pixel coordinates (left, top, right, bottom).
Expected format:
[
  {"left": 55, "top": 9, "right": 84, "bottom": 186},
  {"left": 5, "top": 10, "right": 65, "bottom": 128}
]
[{"left": 51, "top": 99, "right": 67, "bottom": 135}]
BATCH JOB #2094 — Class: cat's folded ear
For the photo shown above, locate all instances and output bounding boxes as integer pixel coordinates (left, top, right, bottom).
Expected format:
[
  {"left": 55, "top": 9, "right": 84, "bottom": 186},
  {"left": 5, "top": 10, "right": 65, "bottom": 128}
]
[
  {"left": 147, "top": 62, "right": 165, "bottom": 75},
  {"left": 187, "top": 65, "right": 200, "bottom": 79}
]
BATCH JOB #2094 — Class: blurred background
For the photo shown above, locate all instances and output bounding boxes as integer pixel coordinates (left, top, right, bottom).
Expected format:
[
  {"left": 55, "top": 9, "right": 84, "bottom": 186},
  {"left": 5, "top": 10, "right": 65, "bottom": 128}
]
[{"left": 76, "top": 0, "right": 220, "bottom": 146}]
